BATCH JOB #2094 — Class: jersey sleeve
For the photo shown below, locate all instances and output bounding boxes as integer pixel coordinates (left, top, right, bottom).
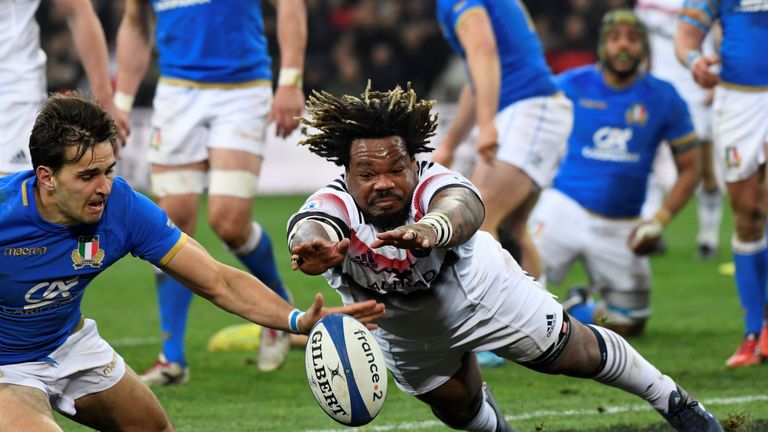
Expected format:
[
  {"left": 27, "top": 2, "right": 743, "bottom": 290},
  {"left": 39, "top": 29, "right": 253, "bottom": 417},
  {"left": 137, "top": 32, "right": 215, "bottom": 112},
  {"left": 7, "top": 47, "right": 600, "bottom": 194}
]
[
  {"left": 124, "top": 185, "right": 186, "bottom": 266},
  {"left": 287, "top": 178, "right": 355, "bottom": 244},
  {"left": 680, "top": 0, "right": 718, "bottom": 32},
  {"left": 662, "top": 86, "right": 698, "bottom": 154},
  {"left": 440, "top": 0, "right": 487, "bottom": 33},
  {"left": 412, "top": 161, "right": 481, "bottom": 220}
]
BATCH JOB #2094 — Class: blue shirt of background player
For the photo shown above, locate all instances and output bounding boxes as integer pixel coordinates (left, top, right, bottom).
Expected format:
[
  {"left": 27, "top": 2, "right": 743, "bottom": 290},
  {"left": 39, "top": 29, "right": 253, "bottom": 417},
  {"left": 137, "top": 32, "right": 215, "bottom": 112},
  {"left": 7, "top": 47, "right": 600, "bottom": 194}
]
[
  {"left": 147, "top": 0, "right": 271, "bottom": 84},
  {"left": 680, "top": 0, "right": 768, "bottom": 87},
  {"left": 0, "top": 172, "right": 185, "bottom": 365},
  {"left": 553, "top": 65, "right": 697, "bottom": 218},
  {"left": 435, "top": 0, "right": 558, "bottom": 111}
]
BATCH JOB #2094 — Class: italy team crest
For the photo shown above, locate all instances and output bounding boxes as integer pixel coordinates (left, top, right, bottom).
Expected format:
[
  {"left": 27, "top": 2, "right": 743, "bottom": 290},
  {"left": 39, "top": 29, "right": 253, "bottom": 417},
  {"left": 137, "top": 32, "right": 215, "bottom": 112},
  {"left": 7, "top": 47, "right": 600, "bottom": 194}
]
[
  {"left": 625, "top": 103, "right": 648, "bottom": 125},
  {"left": 72, "top": 235, "right": 105, "bottom": 269},
  {"left": 725, "top": 146, "right": 741, "bottom": 168}
]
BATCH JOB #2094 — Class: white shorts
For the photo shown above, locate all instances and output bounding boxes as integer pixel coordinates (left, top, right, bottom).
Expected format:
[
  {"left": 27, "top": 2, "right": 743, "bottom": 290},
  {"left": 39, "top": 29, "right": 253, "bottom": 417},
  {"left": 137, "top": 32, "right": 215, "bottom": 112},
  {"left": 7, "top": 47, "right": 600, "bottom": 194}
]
[
  {"left": 713, "top": 86, "right": 768, "bottom": 183},
  {"left": 530, "top": 188, "right": 652, "bottom": 305},
  {"left": 0, "top": 318, "right": 126, "bottom": 416},
  {"left": 148, "top": 81, "right": 272, "bottom": 165},
  {"left": 0, "top": 100, "right": 40, "bottom": 174},
  {"left": 689, "top": 98, "right": 713, "bottom": 142},
  {"left": 338, "top": 241, "right": 564, "bottom": 396},
  {"left": 495, "top": 93, "right": 573, "bottom": 188}
]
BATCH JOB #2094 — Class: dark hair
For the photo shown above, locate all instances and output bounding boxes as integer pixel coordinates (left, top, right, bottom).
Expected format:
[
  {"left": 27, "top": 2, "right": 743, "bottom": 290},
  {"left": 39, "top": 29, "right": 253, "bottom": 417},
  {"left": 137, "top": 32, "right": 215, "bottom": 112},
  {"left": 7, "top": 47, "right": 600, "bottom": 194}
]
[
  {"left": 29, "top": 92, "right": 117, "bottom": 171},
  {"left": 299, "top": 82, "right": 438, "bottom": 167}
]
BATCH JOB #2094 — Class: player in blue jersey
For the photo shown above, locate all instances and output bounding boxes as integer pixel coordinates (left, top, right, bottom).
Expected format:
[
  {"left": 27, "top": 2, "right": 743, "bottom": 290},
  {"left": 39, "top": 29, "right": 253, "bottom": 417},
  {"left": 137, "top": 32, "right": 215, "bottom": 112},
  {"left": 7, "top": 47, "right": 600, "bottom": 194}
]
[
  {"left": 431, "top": 0, "right": 573, "bottom": 282},
  {"left": 676, "top": 0, "right": 768, "bottom": 367},
  {"left": 529, "top": 10, "right": 701, "bottom": 338},
  {"left": 288, "top": 83, "right": 722, "bottom": 432},
  {"left": 0, "top": 93, "right": 384, "bottom": 432},
  {"left": 114, "top": 0, "right": 307, "bottom": 382}
]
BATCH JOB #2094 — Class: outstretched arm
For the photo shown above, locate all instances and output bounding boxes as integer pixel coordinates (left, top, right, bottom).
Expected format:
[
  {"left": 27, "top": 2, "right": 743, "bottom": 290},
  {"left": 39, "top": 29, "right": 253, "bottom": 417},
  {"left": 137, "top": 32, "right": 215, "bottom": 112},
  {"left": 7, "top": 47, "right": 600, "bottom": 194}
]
[
  {"left": 372, "top": 186, "right": 485, "bottom": 250},
  {"left": 162, "top": 236, "right": 383, "bottom": 333}
]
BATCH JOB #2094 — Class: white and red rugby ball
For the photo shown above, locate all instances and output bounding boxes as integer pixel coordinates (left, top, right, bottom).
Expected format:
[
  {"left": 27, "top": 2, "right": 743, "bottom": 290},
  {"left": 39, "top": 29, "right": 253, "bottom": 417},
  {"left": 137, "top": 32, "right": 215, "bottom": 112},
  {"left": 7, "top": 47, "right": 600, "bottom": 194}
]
[{"left": 305, "top": 313, "right": 387, "bottom": 426}]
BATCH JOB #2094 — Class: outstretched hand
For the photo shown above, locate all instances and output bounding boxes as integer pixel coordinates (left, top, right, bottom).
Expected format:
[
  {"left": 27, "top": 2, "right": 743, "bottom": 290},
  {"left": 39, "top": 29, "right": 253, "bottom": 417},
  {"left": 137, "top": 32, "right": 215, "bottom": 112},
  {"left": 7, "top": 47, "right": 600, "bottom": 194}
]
[
  {"left": 476, "top": 123, "right": 498, "bottom": 165},
  {"left": 297, "top": 293, "right": 386, "bottom": 333},
  {"left": 628, "top": 219, "right": 663, "bottom": 255},
  {"left": 371, "top": 223, "right": 436, "bottom": 250},
  {"left": 291, "top": 238, "right": 350, "bottom": 275}
]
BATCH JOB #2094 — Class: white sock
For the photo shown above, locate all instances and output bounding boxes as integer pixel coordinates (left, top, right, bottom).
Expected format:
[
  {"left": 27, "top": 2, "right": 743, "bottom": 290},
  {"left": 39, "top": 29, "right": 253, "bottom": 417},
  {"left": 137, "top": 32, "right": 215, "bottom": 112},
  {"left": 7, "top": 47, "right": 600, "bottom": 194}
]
[
  {"left": 697, "top": 189, "right": 723, "bottom": 246},
  {"left": 227, "top": 222, "right": 263, "bottom": 255},
  {"left": 463, "top": 391, "right": 499, "bottom": 432},
  {"left": 588, "top": 325, "right": 678, "bottom": 413}
]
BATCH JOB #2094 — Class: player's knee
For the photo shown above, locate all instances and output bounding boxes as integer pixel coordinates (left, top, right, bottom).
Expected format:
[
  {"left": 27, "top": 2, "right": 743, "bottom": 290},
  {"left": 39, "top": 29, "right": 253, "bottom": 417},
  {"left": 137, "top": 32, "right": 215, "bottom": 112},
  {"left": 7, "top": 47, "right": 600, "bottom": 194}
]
[
  {"left": 596, "top": 304, "right": 649, "bottom": 337},
  {"left": 429, "top": 393, "right": 483, "bottom": 429},
  {"left": 208, "top": 213, "right": 250, "bottom": 246}
]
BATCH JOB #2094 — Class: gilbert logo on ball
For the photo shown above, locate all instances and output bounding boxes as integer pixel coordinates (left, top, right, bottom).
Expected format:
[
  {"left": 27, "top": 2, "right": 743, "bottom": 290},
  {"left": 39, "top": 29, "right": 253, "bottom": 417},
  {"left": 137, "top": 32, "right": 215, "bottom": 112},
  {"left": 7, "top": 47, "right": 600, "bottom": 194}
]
[{"left": 305, "top": 314, "right": 387, "bottom": 426}]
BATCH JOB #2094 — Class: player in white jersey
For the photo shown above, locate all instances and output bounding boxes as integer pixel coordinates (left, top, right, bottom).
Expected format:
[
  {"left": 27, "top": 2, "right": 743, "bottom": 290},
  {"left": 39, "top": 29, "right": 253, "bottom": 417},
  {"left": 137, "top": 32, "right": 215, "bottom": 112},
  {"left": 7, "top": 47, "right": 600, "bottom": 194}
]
[
  {"left": 287, "top": 84, "right": 722, "bottom": 432},
  {"left": 0, "top": 0, "right": 128, "bottom": 176},
  {"left": 115, "top": 0, "right": 307, "bottom": 381},
  {"left": 676, "top": 0, "right": 768, "bottom": 367},
  {"left": 636, "top": 0, "right": 723, "bottom": 259}
]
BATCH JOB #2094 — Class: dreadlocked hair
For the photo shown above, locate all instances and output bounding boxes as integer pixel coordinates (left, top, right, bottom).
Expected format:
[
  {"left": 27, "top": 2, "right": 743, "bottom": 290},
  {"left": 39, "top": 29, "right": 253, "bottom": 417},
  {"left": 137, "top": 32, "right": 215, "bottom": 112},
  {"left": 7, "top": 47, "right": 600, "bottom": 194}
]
[{"left": 299, "top": 81, "right": 438, "bottom": 166}]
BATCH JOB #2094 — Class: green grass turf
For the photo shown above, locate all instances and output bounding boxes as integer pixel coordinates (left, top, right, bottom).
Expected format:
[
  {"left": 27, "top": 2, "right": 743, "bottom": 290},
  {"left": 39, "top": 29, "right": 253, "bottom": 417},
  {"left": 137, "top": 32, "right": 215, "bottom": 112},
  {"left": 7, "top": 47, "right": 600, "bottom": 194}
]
[{"left": 56, "top": 195, "right": 768, "bottom": 431}]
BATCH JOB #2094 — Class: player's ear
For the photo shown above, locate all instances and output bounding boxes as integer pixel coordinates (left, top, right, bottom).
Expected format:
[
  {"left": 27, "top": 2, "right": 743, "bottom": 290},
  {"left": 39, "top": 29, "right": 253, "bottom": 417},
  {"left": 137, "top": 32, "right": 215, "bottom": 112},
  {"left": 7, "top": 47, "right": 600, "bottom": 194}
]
[{"left": 36, "top": 165, "right": 55, "bottom": 191}]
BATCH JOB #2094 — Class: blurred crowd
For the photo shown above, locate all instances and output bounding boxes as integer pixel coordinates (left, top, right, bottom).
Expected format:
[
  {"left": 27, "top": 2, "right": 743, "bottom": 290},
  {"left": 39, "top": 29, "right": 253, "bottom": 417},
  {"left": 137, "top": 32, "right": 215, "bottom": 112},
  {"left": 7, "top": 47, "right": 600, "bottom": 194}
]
[{"left": 38, "top": 0, "right": 631, "bottom": 105}]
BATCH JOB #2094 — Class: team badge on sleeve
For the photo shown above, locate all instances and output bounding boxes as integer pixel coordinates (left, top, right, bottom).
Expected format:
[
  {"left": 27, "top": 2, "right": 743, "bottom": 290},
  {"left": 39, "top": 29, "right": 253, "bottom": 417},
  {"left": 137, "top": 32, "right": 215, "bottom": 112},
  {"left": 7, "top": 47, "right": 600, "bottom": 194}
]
[{"left": 71, "top": 235, "right": 105, "bottom": 269}]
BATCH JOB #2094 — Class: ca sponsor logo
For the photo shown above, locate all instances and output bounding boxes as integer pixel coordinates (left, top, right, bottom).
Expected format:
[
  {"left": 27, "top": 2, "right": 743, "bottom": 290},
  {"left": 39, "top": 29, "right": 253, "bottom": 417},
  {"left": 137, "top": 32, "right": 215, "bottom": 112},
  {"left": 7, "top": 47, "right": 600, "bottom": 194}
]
[
  {"left": 583, "top": 127, "right": 639, "bottom": 162},
  {"left": 24, "top": 277, "right": 79, "bottom": 310}
]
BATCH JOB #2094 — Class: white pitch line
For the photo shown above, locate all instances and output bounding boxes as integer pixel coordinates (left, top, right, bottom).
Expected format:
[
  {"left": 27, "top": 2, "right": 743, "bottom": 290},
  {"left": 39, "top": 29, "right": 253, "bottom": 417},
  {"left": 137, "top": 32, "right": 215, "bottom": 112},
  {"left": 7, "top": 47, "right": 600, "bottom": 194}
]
[
  {"left": 306, "top": 394, "right": 768, "bottom": 432},
  {"left": 109, "top": 336, "right": 160, "bottom": 347}
]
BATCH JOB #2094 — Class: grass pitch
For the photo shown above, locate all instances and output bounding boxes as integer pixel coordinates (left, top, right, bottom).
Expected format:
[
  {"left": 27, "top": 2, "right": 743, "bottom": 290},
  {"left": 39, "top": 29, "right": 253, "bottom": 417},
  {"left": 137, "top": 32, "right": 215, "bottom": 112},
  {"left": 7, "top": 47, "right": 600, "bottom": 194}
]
[{"left": 59, "top": 195, "right": 767, "bottom": 431}]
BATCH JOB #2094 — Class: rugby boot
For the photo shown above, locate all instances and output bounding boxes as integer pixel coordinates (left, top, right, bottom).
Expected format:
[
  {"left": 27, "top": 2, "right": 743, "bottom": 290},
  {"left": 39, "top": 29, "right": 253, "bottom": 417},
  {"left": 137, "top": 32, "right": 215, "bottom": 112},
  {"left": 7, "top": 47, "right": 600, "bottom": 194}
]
[
  {"left": 758, "top": 325, "right": 768, "bottom": 358},
  {"left": 140, "top": 353, "right": 190, "bottom": 386},
  {"left": 659, "top": 386, "right": 724, "bottom": 432},
  {"left": 725, "top": 334, "right": 761, "bottom": 367}
]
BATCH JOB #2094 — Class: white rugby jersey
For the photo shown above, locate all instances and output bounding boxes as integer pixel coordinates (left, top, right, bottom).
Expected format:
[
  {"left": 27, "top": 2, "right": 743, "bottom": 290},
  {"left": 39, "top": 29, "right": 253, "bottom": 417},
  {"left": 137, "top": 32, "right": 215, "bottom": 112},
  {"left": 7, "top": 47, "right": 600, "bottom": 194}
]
[
  {"left": 0, "top": 0, "right": 46, "bottom": 103},
  {"left": 288, "top": 161, "right": 512, "bottom": 302},
  {"left": 635, "top": 0, "right": 712, "bottom": 106}
]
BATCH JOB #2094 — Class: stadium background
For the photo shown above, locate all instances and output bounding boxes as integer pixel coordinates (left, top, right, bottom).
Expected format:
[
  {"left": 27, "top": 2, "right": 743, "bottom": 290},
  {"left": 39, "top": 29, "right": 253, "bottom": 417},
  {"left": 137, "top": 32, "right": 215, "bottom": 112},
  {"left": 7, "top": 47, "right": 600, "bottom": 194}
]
[{"left": 33, "top": 1, "right": 768, "bottom": 431}]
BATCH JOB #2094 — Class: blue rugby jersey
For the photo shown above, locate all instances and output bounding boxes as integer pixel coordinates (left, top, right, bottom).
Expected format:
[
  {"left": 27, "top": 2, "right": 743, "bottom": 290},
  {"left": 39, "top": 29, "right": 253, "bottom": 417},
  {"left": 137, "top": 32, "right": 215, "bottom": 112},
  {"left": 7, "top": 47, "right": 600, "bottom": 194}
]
[
  {"left": 680, "top": 0, "right": 768, "bottom": 87},
  {"left": 147, "top": 0, "right": 271, "bottom": 84},
  {"left": 0, "top": 172, "right": 186, "bottom": 364},
  {"left": 436, "top": 0, "right": 558, "bottom": 111},
  {"left": 553, "top": 66, "right": 697, "bottom": 218}
]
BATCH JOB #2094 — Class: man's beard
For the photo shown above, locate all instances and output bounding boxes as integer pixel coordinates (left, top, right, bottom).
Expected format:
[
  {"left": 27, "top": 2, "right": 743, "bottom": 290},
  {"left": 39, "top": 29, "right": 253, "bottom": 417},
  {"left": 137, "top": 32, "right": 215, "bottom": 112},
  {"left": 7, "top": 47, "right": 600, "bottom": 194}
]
[
  {"left": 605, "top": 53, "right": 641, "bottom": 82},
  {"left": 363, "top": 200, "right": 412, "bottom": 231}
]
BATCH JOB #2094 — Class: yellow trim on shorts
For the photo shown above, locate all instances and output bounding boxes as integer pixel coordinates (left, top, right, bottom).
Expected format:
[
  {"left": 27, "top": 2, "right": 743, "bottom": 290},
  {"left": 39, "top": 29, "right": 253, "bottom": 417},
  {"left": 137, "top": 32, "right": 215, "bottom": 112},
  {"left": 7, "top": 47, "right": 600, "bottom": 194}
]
[
  {"left": 668, "top": 131, "right": 698, "bottom": 147},
  {"left": 159, "top": 77, "right": 272, "bottom": 89},
  {"left": 719, "top": 81, "right": 768, "bottom": 92},
  {"left": 158, "top": 233, "right": 189, "bottom": 267},
  {"left": 72, "top": 315, "right": 85, "bottom": 334},
  {"left": 454, "top": 7, "right": 486, "bottom": 32}
]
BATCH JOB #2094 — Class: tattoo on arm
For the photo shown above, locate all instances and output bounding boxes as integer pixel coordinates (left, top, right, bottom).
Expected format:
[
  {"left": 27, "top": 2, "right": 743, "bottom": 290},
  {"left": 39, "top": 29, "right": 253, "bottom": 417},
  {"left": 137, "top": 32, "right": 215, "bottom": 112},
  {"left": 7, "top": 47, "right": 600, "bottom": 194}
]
[
  {"left": 426, "top": 187, "right": 485, "bottom": 246},
  {"left": 288, "top": 219, "right": 334, "bottom": 250}
]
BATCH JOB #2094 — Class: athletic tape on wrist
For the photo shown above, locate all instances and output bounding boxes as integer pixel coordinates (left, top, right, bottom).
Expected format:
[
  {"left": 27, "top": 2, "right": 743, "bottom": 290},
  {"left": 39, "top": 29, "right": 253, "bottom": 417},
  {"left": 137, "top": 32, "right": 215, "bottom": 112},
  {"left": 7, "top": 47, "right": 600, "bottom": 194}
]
[
  {"left": 278, "top": 67, "right": 303, "bottom": 87},
  {"left": 417, "top": 212, "right": 453, "bottom": 247},
  {"left": 113, "top": 91, "right": 135, "bottom": 113},
  {"left": 289, "top": 308, "right": 304, "bottom": 334},
  {"left": 686, "top": 50, "right": 702, "bottom": 70}
]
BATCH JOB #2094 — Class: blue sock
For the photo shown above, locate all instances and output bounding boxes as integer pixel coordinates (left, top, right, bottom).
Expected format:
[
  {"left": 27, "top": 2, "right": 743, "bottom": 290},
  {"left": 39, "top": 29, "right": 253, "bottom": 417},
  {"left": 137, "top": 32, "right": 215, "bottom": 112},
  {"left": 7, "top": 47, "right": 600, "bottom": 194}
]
[
  {"left": 732, "top": 239, "right": 767, "bottom": 335},
  {"left": 157, "top": 272, "right": 193, "bottom": 367},
  {"left": 569, "top": 302, "right": 596, "bottom": 324},
  {"left": 236, "top": 227, "right": 289, "bottom": 301}
]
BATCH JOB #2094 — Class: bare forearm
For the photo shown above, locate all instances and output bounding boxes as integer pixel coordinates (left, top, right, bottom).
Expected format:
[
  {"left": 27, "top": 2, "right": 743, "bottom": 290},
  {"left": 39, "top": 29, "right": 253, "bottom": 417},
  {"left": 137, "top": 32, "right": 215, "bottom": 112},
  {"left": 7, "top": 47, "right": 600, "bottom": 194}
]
[
  {"left": 662, "top": 148, "right": 701, "bottom": 218},
  {"left": 60, "top": 0, "right": 112, "bottom": 104},
  {"left": 427, "top": 187, "right": 484, "bottom": 246},
  {"left": 674, "top": 23, "right": 706, "bottom": 67},
  {"left": 443, "top": 85, "right": 477, "bottom": 150},
  {"left": 115, "top": 3, "right": 153, "bottom": 96},
  {"left": 276, "top": 0, "right": 307, "bottom": 69}
]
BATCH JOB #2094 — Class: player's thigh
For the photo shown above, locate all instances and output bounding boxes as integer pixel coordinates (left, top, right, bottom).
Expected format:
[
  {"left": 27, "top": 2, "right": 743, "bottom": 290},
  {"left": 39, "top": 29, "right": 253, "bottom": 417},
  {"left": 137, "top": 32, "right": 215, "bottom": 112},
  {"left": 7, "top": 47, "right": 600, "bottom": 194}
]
[
  {"left": 415, "top": 353, "right": 483, "bottom": 420},
  {"left": 583, "top": 218, "right": 652, "bottom": 318},
  {"left": 70, "top": 366, "right": 172, "bottom": 432},
  {"left": 712, "top": 87, "right": 768, "bottom": 184},
  {"left": 148, "top": 83, "right": 209, "bottom": 166},
  {"left": 472, "top": 161, "right": 532, "bottom": 228},
  {"left": 0, "top": 101, "right": 39, "bottom": 174},
  {"left": 529, "top": 189, "right": 586, "bottom": 284},
  {"left": 150, "top": 163, "right": 206, "bottom": 231},
  {"left": 0, "top": 384, "right": 61, "bottom": 432},
  {"left": 494, "top": 93, "right": 573, "bottom": 189}
]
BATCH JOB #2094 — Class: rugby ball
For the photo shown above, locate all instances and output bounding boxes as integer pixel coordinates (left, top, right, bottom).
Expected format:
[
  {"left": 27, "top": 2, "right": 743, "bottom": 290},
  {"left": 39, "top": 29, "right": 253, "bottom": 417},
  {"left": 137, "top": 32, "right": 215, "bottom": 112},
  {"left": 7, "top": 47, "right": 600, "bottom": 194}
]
[{"left": 305, "top": 314, "right": 387, "bottom": 426}]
